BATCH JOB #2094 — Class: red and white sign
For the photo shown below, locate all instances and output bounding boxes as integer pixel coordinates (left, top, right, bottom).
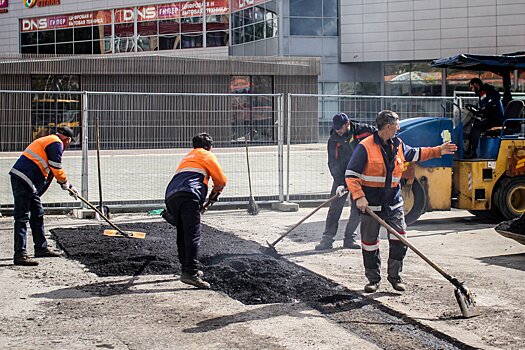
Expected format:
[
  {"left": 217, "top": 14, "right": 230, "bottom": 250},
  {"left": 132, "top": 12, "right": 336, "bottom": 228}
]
[{"left": 21, "top": 10, "right": 111, "bottom": 32}]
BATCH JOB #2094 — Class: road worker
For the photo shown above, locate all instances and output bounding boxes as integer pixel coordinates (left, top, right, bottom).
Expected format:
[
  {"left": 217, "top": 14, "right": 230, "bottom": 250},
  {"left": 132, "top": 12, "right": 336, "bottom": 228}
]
[
  {"left": 315, "top": 113, "right": 375, "bottom": 250},
  {"left": 9, "top": 126, "right": 79, "bottom": 266},
  {"left": 345, "top": 110, "right": 457, "bottom": 293},
  {"left": 164, "top": 133, "right": 227, "bottom": 289}
]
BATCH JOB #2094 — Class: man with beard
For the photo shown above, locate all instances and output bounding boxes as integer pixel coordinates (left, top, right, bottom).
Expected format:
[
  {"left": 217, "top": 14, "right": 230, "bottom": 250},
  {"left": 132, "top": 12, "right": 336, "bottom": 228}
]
[{"left": 465, "top": 78, "right": 504, "bottom": 158}]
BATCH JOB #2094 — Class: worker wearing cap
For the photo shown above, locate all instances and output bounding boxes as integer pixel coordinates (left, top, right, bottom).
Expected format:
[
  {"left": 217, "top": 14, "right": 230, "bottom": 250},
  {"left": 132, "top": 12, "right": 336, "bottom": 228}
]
[
  {"left": 345, "top": 111, "right": 457, "bottom": 293},
  {"left": 9, "top": 126, "right": 79, "bottom": 266},
  {"left": 315, "top": 113, "right": 376, "bottom": 251},
  {"left": 164, "top": 133, "right": 227, "bottom": 289}
]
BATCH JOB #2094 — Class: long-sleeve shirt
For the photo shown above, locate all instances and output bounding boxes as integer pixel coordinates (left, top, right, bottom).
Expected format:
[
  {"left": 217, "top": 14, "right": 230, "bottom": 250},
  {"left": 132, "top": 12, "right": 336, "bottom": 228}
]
[
  {"left": 165, "top": 147, "right": 227, "bottom": 204},
  {"left": 9, "top": 134, "right": 68, "bottom": 194}
]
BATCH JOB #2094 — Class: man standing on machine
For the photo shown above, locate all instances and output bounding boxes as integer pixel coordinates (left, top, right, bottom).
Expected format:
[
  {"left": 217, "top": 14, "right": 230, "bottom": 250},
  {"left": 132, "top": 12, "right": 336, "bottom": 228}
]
[{"left": 465, "top": 78, "right": 504, "bottom": 158}]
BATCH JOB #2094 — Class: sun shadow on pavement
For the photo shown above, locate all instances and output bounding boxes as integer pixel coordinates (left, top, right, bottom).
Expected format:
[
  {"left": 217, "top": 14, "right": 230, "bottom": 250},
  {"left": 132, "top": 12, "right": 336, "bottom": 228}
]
[
  {"left": 183, "top": 303, "right": 318, "bottom": 333},
  {"left": 477, "top": 252, "right": 525, "bottom": 272}
]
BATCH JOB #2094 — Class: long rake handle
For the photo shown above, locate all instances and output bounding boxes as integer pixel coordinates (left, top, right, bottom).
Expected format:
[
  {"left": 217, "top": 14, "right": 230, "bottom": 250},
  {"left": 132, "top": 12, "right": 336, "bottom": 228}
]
[
  {"left": 71, "top": 189, "right": 130, "bottom": 238},
  {"left": 95, "top": 115, "right": 104, "bottom": 210},
  {"left": 270, "top": 192, "right": 343, "bottom": 247},
  {"left": 365, "top": 207, "right": 454, "bottom": 283}
]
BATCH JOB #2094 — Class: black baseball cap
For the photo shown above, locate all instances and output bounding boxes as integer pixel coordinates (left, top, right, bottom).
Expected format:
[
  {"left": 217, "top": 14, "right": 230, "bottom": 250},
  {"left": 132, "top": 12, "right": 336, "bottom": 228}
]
[{"left": 56, "top": 126, "right": 75, "bottom": 139}]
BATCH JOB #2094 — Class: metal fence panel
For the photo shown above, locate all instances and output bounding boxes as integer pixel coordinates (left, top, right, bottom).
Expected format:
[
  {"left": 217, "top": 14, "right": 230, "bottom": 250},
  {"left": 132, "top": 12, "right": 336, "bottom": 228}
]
[
  {"left": 0, "top": 90, "right": 283, "bottom": 210},
  {"left": 286, "top": 94, "right": 457, "bottom": 200}
]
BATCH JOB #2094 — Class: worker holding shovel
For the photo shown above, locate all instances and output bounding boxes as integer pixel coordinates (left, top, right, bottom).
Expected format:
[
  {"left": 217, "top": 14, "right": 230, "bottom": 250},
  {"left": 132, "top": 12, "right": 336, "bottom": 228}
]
[
  {"left": 315, "top": 113, "right": 376, "bottom": 251},
  {"left": 9, "top": 126, "right": 79, "bottom": 266},
  {"left": 345, "top": 110, "right": 457, "bottom": 293},
  {"left": 164, "top": 133, "right": 227, "bottom": 289}
]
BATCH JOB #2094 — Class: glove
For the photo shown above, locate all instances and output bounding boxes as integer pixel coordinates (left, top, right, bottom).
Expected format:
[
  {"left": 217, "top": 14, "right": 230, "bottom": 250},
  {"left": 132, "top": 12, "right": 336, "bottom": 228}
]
[
  {"left": 68, "top": 185, "right": 79, "bottom": 200},
  {"left": 335, "top": 185, "right": 347, "bottom": 197},
  {"left": 209, "top": 191, "right": 220, "bottom": 203},
  {"left": 59, "top": 180, "right": 70, "bottom": 191}
]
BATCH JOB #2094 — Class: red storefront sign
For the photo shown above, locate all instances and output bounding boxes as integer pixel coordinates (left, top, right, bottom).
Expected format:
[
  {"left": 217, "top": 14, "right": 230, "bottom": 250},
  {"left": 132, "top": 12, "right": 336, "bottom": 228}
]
[{"left": 21, "top": 10, "right": 112, "bottom": 32}]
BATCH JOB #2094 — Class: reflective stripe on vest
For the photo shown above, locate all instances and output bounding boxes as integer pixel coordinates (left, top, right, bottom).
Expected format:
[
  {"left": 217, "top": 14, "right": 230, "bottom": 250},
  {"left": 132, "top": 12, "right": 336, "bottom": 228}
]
[{"left": 25, "top": 148, "right": 50, "bottom": 175}]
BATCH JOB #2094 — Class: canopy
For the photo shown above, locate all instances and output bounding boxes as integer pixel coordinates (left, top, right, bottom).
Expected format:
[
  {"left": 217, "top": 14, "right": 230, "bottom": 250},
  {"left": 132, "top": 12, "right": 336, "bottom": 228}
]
[{"left": 430, "top": 53, "right": 525, "bottom": 73}]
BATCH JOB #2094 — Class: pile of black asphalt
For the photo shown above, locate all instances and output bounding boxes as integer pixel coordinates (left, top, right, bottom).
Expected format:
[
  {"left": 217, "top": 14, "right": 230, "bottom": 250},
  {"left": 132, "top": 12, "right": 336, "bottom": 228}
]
[
  {"left": 50, "top": 221, "right": 473, "bottom": 350},
  {"left": 495, "top": 215, "right": 525, "bottom": 235}
]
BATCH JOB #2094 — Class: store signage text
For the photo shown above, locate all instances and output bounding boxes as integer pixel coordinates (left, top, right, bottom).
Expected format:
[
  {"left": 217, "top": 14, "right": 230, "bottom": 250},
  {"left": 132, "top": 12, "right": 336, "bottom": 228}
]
[
  {"left": 23, "top": 0, "right": 60, "bottom": 8},
  {"left": 21, "top": 10, "right": 111, "bottom": 31}
]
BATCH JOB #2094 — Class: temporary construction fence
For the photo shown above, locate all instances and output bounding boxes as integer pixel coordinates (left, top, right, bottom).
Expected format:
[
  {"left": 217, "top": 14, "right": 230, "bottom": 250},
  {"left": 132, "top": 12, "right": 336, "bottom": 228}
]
[{"left": 2, "top": 90, "right": 507, "bottom": 211}]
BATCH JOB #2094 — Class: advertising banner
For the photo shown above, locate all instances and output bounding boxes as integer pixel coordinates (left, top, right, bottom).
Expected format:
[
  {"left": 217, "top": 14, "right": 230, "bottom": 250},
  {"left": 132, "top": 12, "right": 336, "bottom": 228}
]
[
  {"left": 21, "top": 10, "right": 112, "bottom": 32},
  {"left": 0, "top": 0, "right": 8, "bottom": 14}
]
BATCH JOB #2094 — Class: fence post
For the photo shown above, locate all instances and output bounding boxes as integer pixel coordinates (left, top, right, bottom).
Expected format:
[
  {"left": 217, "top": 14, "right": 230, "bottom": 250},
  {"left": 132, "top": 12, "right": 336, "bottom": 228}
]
[
  {"left": 277, "top": 93, "right": 284, "bottom": 202},
  {"left": 81, "top": 91, "right": 89, "bottom": 206},
  {"left": 286, "top": 93, "right": 292, "bottom": 202}
]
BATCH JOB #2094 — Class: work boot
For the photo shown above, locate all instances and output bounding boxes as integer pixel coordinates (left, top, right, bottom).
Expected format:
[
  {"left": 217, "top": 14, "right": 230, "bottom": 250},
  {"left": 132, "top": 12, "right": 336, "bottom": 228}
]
[
  {"left": 180, "top": 272, "right": 211, "bottom": 289},
  {"left": 315, "top": 237, "right": 333, "bottom": 251},
  {"left": 364, "top": 281, "right": 380, "bottom": 293},
  {"left": 34, "top": 249, "right": 61, "bottom": 258},
  {"left": 387, "top": 277, "right": 406, "bottom": 292},
  {"left": 343, "top": 238, "right": 360, "bottom": 249},
  {"left": 13, "top": 255, "right": 39, "bottom": 266}
]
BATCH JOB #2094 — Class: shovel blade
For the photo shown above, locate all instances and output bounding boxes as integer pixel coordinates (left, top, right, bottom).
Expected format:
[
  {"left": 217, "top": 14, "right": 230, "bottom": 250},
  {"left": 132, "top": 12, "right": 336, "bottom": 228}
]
[
  {"left": 103, "top": 229, "right": 146, "bottom": 239},
  {"left": 454, "top": 287, "right": 480, "bottom": 318}
]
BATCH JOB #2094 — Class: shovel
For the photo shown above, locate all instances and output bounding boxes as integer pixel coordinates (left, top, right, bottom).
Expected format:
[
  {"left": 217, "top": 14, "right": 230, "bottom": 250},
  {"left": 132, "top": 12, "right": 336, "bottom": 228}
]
[
  {"left": 265, "top": 190, "right": 347, "bottom": 254},
  {"left": 69, "top": 189, "right": 146, "bottom": 239},
  {"left": 365, "top": 207, "right": 479, "bottom": 318}
]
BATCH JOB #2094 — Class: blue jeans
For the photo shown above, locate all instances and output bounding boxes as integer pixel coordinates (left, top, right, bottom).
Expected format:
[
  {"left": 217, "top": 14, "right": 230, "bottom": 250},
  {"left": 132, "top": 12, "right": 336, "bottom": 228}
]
[{"left": 11, "top": 175, "right": 47, "bottom": 259}]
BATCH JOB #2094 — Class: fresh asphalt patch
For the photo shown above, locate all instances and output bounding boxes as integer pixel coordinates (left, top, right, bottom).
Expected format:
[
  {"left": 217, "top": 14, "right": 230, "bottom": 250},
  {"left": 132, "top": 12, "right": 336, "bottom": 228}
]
[{"left": 51, "top": 222, "right": 473, "bottom": 350}]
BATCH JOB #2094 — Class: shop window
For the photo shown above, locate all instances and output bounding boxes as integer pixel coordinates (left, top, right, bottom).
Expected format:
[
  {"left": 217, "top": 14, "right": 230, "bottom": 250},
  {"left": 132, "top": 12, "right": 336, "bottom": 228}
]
[
  {"left": 159, "top": 19, "right": 180, "bottom": 34},
  {"left": 230, "top": 75, "right": 275, "bottom": 142},
  {"left": 181, "top": 17, "right": 203, "bottom": 33},
  {"left": 207, "top": 31, "right": 228, "bottom": 47},
  {"left": 56, "top": 29, "right": 73, "bottom": 43},
  {"left": 138, "top": 21, "right": 158, "bottom": 36},
  {"left": 138, "top": 36, "right": 159, "bottom": 51},
  {"left": 30, "top": 75, "right": 81, "bottom": 147},
  {"left": 56, "top": 43, "right": 73, "bottom": 55},
  {"left": 207, "top": 14, "right": 229, "bottom": 31},
  {"left": 38, "top": 31, "right": 55, "bottom": 44},
  {"left": 290, "top": 18, "right": 322, "bottom": 36},
  {"left": 181, "top": 33, "right": 203, "bottom": 49},
  {"left": 115, "top": 23, "right": 134, "bottom": 38},
  {"left": 290, "top": 0, "right": 322, "bottom": 17},
  {"left": 74, "top": 41, "right": 92, "bottom": 55},
  {"left": 21, "top": 32, "right": 38, "bottom": 46},
  {"left": 323, "top": 18, "right": 338, "bottom": 36},
  {"left": 21, "top": 45, "right": 38, "bottom": 54},
  {"left": 159, "top": 35, "right": 181, "bottom": 50},
  {"left": 39, "top": 44, "right": 55, "bottom": 54},
  {"left": 74, "top": 27, "right": 93, "bottom": 41}
]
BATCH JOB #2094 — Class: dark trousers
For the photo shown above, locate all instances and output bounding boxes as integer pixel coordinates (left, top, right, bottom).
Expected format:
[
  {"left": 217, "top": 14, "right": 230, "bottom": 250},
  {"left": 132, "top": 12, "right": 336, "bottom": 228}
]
[
  {"left": 11, "top": 175, "right": 47, "bottom": 259},
  {"left": 165, "top": 193, "right": 201, "bottom": 275},
  {"left": 322, "top": 181, "right": 359, "bottom": 242},
  {"left": 468, "top": 118, "right": 499, "bottom": 155},
  {"left": 360, "top": 210, "right": 407, "bottom": 283}
]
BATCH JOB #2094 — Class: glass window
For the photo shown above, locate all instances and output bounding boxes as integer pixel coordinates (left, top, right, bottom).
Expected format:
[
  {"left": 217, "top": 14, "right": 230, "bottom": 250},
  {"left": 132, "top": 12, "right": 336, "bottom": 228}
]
[
  {"left": 92, "top": 39, "right": 111, "bottom": 54},
  {"left": 39, "top": 44, "right": 55, "bottom": 54},
  {"left": 207, "top": 31, "right": 228, "bottom": 47},
  {"left": 255, "top": 21, "right": 265, "bottom": 41},
  {"left": 21, "top": 32, "right": 38, "bottom": 46},
  {"left": 518, "top": 70, "right": 525, "bottom": 92},
  {"left": 159, "top": 19, "right": 180, "bottom": 34},
  {"left": 137, "top": 21, "right": 157, "bottom": 36},
  {"left": 137, "top": 36, "right": 158, "bottom": 51},
  {"left": 207, "top": 15, "right": 228, "bottom": 31},
  {"left": 56, "top": 43, "right": 73, "bottom": 54},
  {"left": 242, "top": 7, "right": 255, "bottom": 25},
  {"left": 290, "top": 0, "right": 322, "bottom": 17},
  {"left": 38, "top": 31, "right": 55, "bottom": 44},
  {"left": 114, "top": 36, "right": 135, "bottom": 52},
  {"left": 181, "top": 16, "right": 203, "bottom": 33},
  {"left": 323, "top": 0, "right": 338, "bottom": 17},
  {"left": 244, "top": 25, "right": 254, "bottom": 42},
  {"left": 159, "top": 35, "right": 181, "bottom": 50},
  {"left": 233, "top": 28, "right": 242, "bottom": 45},
  {"left": 181, "top": 33, "right": 203, "bottom": 48},
  {"left": 56, "top": 29, "right": 73, "bottom": 43},
  {"left": 115, "top": 23, "right": 134, "bottom": 38},
  {"left": 74, "top": 41, "right": 92, "bottom": 54},
  {"left": 290, "top": 18, "right": 322, "bottom": 36},
  {"left": 74, "top": 27, "right": 93, "bottom": 41},
  {"left": 21, "top": 45, "right": 38, "bottom": 54},
  {"left": 323, "top": 18, "right": 338, "bottom": 36},
  {"left": 93, "top": 25, "right": 112, "bottom": 41}
]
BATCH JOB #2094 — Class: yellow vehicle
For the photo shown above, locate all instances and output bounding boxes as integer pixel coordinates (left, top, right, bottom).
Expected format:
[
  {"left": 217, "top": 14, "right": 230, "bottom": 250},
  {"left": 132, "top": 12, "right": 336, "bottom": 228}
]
[
  {"left": 31, "top": 96, "right": 81, "bottom": 145},
  {"left": 401, "top": 53, "right": 525, "bottom": 224}
]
